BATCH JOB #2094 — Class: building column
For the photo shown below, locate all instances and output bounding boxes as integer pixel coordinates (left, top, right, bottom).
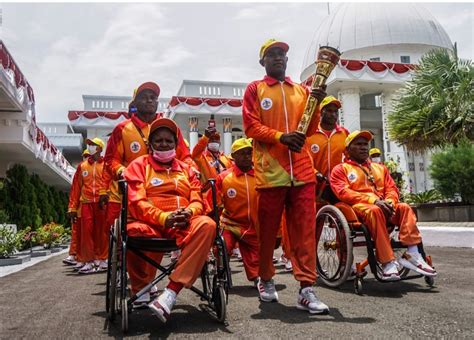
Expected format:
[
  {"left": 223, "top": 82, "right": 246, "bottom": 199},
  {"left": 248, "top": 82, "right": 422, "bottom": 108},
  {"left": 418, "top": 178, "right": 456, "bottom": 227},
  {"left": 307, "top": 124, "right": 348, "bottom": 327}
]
[
  {"left": 337, "top": 88, "right": 360, "bottom": 132},
  {"left": 188, "top": 117, "right": 199, "bottom": 152},
  {"left": 223, "top": 118, "right": 232, "bottom": 155},
  {"left": 381, "top": 91, "right": 409, "bottom": 191}
]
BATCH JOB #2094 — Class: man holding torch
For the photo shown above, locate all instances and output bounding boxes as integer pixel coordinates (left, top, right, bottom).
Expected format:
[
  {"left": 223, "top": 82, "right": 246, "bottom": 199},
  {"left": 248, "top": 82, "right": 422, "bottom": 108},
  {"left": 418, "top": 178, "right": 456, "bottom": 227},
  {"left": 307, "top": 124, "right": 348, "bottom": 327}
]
[{"left": 243, "top": 39, "right": 332, "bottom": 314}]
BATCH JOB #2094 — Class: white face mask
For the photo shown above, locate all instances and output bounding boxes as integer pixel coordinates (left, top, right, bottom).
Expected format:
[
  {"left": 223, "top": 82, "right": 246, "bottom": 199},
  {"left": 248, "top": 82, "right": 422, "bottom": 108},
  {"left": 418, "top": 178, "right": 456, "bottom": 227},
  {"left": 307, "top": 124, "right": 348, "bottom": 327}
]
[
  {"left": 87, "top": 145, "right": 99, "bottom": 155},
  {"left": 208, "top": 142, "right": 220, "bottom": 152},
  {"left": 371, "top": 157, "right": 381, "bottom": 163}
]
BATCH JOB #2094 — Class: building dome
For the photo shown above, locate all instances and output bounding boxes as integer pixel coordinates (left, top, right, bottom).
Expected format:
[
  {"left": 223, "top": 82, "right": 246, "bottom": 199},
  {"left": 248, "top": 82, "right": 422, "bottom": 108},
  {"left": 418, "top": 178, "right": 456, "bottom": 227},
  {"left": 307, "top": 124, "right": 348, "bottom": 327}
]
[{"left": 301, "top": 3, "right": 453, "bottom": 80}]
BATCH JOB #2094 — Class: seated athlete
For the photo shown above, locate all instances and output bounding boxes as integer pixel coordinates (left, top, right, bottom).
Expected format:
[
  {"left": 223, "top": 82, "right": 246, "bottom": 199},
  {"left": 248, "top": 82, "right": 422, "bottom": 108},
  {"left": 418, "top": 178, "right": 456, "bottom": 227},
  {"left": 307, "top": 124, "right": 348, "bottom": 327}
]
[
  {"left": 330, "top": 130, "right": 437, "bottom": 281},
  {"left": 124, "top": 117, "right": 216, "bottom": 322}
]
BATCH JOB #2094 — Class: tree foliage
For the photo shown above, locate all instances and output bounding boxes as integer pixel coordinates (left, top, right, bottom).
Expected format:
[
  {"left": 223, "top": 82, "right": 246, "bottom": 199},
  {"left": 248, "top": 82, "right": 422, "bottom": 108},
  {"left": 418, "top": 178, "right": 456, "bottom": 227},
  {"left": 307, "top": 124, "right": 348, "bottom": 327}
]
[
  {"left": 388, "top": 47, "right": 473, "bottom": 152},
  {"left": 429, "top": 142, "right": 474, "bottom": 204}
]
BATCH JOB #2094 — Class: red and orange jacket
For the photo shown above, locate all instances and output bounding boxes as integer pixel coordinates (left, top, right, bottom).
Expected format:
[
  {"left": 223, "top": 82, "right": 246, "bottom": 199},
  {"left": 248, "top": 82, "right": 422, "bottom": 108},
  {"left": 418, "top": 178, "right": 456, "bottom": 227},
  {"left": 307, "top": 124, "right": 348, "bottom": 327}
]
[
  {"left": 192, "top": 135, "right": 233, "bottom": 185},
  {"left": 68, "top": 157, "right": 105, "bottom": 212},
  {"left": 330, "top": 159, "right": 400, "bottom": 206},
  {"left": 100, "top": 113, "right": 193, "bottom": 196},
  {"left": 124, "top": 155, "right": 204, "bottom": 229},
  {"left": 216, "top": 165, "right": 258, "bottom": 237},
  {"left": 306, "top": 124, "right": 349, "bottom": 178},
  {"left": 242, "top": 75, "right": 319, "bottom": 188}
]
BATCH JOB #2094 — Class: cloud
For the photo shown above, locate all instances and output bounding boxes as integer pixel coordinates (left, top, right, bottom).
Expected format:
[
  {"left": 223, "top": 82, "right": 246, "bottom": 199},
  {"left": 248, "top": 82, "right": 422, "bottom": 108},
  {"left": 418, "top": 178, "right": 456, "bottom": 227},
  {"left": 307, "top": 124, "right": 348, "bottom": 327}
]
[{"left": 233, "top": 8, "right": 263, "bottom": 20}]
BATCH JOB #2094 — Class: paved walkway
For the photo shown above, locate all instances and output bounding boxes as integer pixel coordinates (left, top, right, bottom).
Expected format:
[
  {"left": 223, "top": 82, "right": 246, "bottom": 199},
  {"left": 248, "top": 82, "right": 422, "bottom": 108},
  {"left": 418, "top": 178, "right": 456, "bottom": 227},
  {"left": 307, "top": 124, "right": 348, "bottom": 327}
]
[{"left": 1, "top": 247, "right": 473, "bottom": 339}]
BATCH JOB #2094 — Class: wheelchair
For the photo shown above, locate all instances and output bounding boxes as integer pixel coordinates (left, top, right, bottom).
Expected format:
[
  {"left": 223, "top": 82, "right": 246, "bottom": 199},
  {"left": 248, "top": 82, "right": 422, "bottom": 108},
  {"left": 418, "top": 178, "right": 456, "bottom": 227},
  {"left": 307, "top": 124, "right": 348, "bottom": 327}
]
[
  {"left": 105, "top": 179, "right": 232, "bottom": 332},
  {"left": 315, "top": 179, "right": 435, "bottom": 295}
]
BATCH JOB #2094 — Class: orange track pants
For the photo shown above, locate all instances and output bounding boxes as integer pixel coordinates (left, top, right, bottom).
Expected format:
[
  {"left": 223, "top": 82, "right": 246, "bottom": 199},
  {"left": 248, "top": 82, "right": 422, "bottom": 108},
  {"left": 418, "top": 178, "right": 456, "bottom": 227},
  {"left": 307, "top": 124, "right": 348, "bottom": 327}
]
[
  {"left": 77, "top": 203, "right": 105, "bottom": 263},
  {"left": 69, "top": 218, "right": 81, "bottom": 256},
  {"left": 257, "top": 183, "right": 317, "bottom": 285},
  {"left": 222, "top": 229, "right": 259, "bottom": 281},
  {"left": 127, "top": 215, "right": 216, "bottom": 294},
  {"left": 352, "top": 202, "right": 422, "bottom": 264}
]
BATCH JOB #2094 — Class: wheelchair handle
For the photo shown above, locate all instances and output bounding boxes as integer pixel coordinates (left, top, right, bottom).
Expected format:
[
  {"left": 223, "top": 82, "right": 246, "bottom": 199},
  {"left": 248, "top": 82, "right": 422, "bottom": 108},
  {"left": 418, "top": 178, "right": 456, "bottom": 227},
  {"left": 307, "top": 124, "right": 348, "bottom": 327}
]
[{"left": 118, "top": 179, "right": 128, "bottom": 239}]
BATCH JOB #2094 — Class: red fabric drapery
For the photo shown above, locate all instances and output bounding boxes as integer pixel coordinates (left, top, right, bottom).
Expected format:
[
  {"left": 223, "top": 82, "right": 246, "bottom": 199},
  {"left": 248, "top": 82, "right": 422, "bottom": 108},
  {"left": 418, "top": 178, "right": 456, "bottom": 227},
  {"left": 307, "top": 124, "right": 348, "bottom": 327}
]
[
  {"left": 339, "top": 59, "right": 415, "bottom": 73},
  {"left": 68, "top": 111, "right": 128, "bottom": 121},
  {"left": 168, "top": 96, "right": 243, "bottom": 108}
]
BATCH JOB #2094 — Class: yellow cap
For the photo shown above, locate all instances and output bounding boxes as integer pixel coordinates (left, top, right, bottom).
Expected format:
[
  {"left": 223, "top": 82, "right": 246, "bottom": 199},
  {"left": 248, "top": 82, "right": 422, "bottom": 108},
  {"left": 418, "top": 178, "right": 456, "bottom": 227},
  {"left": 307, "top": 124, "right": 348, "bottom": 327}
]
[
  {"left": 231, "top": 138, "right": 253, "bottom": 154},
  {"left": 82, "top": 149, "right": 90, "bottom": 156},
  {"left": 259, "top": 39, "right": 289, "bottom": 60},
  {"left": 319, "top": 96, "right": 341, "bottom": 110},
  {"left": 345, "top": 130, "right": 373, "bottom": 147},
  {"left": 86, "top": 137, "right": 105, "bottom": 149},
  {"left": 369, "top": 148, "right": 382, "bottom": 156}
]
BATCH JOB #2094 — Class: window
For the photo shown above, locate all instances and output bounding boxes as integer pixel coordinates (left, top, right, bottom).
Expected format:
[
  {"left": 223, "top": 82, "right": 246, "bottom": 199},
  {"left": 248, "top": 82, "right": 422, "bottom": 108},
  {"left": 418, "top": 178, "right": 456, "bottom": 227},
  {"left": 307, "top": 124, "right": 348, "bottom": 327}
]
[
  {"left": 400, "top": 56, "right": 410, "bottom": 64},
  {"left": 374, "top": 95, "right": 382, "bottom": 108},
  {"left": 109, "top": 101, "right": 113, "bottom": 109},
  {"left": 100, "top": 101, "right": 104, "bottom": 109},
  {"left": 203, "top": 87, "right": 207, "bottom": 95},
  {"left": 199, "top": 86, "right": 202, "bottom": 95},
  {"left": 92, "top": 101, "right": 95, "bottom": 109},
  {"left": 217, "top": 87, "right": 221, "bottom": 96},
  {"left": 419, "top": 162, "right": 425, "bottom": 171},
  {"left": 409, "top": 162, "right": 415, "bottom": 171},
  {"left": 233, "top": 88, "right": 236, "bottom": 96},
  {"left": 105, "top": 101, "right": 109, "bottom": 109},
  {"left": 369, "top": 57, "right": 380, "bottom": 61}
]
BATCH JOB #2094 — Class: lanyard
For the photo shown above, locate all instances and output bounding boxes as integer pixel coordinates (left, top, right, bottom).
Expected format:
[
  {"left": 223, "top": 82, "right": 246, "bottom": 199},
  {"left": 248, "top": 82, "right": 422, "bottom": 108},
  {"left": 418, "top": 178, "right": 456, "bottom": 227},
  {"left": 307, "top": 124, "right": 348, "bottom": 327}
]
[
  {"left": 354, "top": 163, "right": 380, "bottom": 194},
  {"left": 132, "top": 121, "right": 149, "bottom": 148}
]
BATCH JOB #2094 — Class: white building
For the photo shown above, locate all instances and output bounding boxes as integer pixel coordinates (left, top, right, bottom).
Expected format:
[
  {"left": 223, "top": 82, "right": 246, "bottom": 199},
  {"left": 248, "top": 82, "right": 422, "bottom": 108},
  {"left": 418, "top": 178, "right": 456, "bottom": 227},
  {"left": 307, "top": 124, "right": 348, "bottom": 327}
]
[
  {"left": 301, "top": 3, "right": 453, "bottom": 192},
  {"left": 0, "top": 41, "right": 73, "bottom": 190}
]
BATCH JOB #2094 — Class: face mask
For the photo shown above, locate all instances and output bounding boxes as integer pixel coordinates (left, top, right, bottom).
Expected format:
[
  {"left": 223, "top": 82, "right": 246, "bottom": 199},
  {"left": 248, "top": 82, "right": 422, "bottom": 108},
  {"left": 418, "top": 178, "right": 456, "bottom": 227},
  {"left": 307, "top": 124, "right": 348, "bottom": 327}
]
[
  {"left": 208, "top": 142, "right": 220, "bottom": 152},
  {"left": 152, "top": 149, "right": 176, "bottom": 163},
  {"left": 87, "top": 145, "right": 99, "bottom": 155},
  {"left": 371, "top": 157, "right": 381, "bottom": 163}
]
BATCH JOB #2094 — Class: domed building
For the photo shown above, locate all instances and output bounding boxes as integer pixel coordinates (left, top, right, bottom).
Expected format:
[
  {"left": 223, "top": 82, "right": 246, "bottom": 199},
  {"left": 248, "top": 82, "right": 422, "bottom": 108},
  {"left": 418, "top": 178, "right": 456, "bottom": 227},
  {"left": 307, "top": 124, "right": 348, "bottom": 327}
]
[{"left": 301, "top": 3, "right": 453, "bottom": 192}]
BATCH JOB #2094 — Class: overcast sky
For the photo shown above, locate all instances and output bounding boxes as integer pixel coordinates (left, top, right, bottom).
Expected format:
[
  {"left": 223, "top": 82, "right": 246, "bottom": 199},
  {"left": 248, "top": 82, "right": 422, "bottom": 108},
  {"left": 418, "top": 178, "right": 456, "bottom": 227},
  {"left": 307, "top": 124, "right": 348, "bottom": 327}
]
[{"left": 1, "top": 2, "right": 472, "bottom": 123}]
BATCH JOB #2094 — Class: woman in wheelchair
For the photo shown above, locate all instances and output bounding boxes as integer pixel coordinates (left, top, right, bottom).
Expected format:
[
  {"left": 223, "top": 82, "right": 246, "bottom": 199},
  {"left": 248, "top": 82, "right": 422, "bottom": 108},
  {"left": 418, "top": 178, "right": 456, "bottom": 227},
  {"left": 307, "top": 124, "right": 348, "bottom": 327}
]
[
  {"left": 330, "top": 130, "right": 437, "bottom": 281},
  {"left": 124, "top": 117, "right": 216, "bottom": 323}
]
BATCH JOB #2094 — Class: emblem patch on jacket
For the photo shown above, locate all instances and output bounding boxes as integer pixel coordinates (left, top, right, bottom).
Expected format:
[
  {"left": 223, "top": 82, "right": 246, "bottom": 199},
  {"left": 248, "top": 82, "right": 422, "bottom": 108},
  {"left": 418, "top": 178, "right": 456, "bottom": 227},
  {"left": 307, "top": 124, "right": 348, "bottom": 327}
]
[
  {"left": 347, "top": 171, "right": 357, "bottom": 182},
  {"left": 227, "top": 188, "right": 237, "bottom": 198},
  {"left": 260, "top": 98, "right": 273, "bottom": 110},
  {"left": 82, "top": 170, "right": 88, "bottom": 177},
  {"left": 130, "top": 141, "right": 141, "bottom": 153},
  {"left": 311, "top": 144, "right": 320, "bottom": 153},
  {"left": 150, "top": 177, "right": 163, "bottom": 186}
]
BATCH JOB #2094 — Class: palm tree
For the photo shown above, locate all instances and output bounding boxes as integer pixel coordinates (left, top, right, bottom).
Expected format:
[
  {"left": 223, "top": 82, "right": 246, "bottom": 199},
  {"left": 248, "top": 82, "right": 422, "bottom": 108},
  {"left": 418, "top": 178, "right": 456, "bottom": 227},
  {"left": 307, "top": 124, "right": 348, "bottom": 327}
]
[{"left": 388, "top": 46, "right": 473, "bottom": 152}]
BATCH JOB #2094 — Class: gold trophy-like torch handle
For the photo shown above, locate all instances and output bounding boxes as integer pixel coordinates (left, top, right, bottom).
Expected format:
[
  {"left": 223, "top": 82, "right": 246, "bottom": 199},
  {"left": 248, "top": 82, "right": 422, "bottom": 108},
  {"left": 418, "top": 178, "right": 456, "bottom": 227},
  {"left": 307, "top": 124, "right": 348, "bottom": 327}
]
[{"left": 297, "top": 46, "right": 341, "bottom": 135}]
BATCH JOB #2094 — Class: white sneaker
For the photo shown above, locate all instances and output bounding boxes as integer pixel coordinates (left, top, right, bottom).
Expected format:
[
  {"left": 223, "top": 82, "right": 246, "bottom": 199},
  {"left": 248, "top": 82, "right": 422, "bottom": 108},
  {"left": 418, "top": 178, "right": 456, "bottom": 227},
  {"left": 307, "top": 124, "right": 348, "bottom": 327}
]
[
  {"left": 78, "top": 262, "right": 97, "bottom": 274},
  {"left": 398, "top": 252, "right": 437, "bottom": 277},
  {"left": 150, "top": 284, "right": 159, "bottom": 298},
  {"left": 257, "top": 278, "right": 279, "bottom": 302},
  {"left": 284, "top": 260, "right": 293, "bottom": 272},
  {"left": 133, "top": 292, "right": 150, "bottom": 309},
  {"left": 148, "top": 288, "right": 177, "bottom": 323},
  {"left": 97, "top": 260, "right": 108, "bottom": 272},
  {"left": 382, "top": 261, "right": 401, "bottom": 281},
  {"left": 297, "top": 287, "right": 330, "bottom": 314},
  {"left": 73, "top": 262, "right": 85, "bottom": 271},
  {"left": 93, "top": 259, "right": 101, "bottom": 267},
  {"left": 62, "top": 255, "right": 77, "bottom": 266},
  {"left": 279, "top": 254, "right": 289, "bottom": 264},
  {"left": 170, "top": 250, "right": 181, "bottom": 262}
]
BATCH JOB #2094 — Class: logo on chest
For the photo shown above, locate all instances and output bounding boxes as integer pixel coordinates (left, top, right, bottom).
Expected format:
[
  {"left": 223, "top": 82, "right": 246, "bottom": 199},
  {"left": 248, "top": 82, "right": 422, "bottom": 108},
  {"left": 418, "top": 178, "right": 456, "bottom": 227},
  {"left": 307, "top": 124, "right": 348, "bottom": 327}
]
[
  {"left": 130, "top": 141, "right": 141, "bottom": 153},
  {"left": 150, "top": 177, "right": 164, "bottom": 186},
  {"left": 226, "top": 188, "right": 237, "bottom": 198},
  {"left": 310, "top": 144, "right": 320, "bottom": 153},
  {"left": 82, "top": 170, "right": 89, "bottom": 177},
  {"left": 347, "top": 171, "right": 358, "bottom": 182},
  {"left": 260, "top": 98, "right": 273, "bottom": 110}
]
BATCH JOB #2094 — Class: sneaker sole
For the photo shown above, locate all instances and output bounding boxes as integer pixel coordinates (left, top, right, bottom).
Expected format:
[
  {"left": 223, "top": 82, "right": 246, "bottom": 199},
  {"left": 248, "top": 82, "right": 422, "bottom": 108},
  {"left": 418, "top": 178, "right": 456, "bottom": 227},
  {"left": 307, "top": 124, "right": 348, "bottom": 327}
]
[
  {"left": 148, "top": 303, "right": 168, "bottom": 323},
  {"left": 398, "top": 258, "right": 437, "bottom": 277},
  {"left": 259, "top": 296, "right": 279, "bottom": 303},
  {"left": 296, "top": 303, "right": 330, "bottom": 314},
  {"left": 381, "top": 274, "right": 401, "bottom": 281}
]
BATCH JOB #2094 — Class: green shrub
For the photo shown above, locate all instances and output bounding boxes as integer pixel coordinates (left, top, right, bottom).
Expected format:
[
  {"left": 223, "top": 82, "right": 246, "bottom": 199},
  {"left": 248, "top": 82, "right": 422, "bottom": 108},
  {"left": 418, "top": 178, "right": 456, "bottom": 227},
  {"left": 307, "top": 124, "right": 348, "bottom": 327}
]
[
  {"left": 405, "top": 189, "right": 443, "bottom": 205},
  {"left": 430, "top": 142, "right": 474, "bottom": 204},
  {"left": 0, "top": 225, "right": 20, "bottom": 258},
  {"left": 34, "top": 222, "right": 65, "bottom": 249}
]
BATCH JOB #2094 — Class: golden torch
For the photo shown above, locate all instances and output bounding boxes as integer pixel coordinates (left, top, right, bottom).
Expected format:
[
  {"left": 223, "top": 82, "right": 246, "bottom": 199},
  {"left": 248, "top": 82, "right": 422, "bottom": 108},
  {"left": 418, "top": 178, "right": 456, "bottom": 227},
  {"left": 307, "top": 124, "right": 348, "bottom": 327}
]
[{"left": 297, "top": 46, "right": 341, "bottom": 134}]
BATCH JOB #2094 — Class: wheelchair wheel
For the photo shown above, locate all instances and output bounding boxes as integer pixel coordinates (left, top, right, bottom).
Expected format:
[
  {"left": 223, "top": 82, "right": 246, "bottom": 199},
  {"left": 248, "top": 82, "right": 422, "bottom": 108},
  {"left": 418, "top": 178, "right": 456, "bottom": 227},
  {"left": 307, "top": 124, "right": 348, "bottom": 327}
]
[
  {"left": 354, "top": 277, "right": 364, "bottom": 295},
  {"left": 107, "top": 220, "right": 120, "bottom": 321},
  {"left": 425, "top": 276, "right": 435, "bottom": 287},
  {"left": 200, "top": 256, "right": 213, "bottom": 301},
  {"left": 316, "top": 205, "right": 353, "bottom": 287},
  {"left": 212, "top": 284, "right": 226, "bottom": 323},
  {"left": 121, "top": 298, "right": 128, "bottom": 333}
]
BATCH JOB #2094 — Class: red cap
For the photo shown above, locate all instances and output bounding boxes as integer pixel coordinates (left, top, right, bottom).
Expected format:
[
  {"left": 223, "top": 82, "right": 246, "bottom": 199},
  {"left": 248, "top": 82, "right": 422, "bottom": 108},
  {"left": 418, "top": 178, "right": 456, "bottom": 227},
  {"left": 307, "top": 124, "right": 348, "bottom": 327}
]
[
  {"left": 134, "top": 82, "right": 160, "bottom": 99},
  {"left": 150, "top": 117, "right": 178, "bottom": 136}
]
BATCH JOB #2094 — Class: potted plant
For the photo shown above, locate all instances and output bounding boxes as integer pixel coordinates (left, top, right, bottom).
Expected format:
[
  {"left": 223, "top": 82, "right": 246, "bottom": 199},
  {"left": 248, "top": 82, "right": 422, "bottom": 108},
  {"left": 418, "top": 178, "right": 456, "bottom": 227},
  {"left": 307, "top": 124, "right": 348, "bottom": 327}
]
[
  {"left": 34, "top": 222, "right": 65, "bottom": 250},
  {"left": 0, "top": 225, "right": 31, "bottom": 266}
]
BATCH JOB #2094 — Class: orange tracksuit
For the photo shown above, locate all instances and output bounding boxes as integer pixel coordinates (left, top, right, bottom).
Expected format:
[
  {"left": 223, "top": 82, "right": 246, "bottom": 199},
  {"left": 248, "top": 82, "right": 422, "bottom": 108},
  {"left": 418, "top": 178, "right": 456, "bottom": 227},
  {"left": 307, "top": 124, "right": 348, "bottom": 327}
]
[
  {"left": 307, "top": 124, "right": 349, "bottom": 178},
  {"left": 243, "top": 75, "right": 320, "bottom": 285},
  {"left": 124, "top": 155, "right": 216, "bottom": 294},
  {"left": 68, "top": 205, "right": 81, "bottom": 257},
  {"left": 192, "top": 135, "right": 233, "bottom": 185},
  {"left": 103, "top": 165, "right": 122, "bottom": 253},
  {"left": 68, "top": 158, "right": 107, "bottom": 262},
  {"left": 216, "top": 165, "right": 259, "bottom": 281},
  {"left": 330, "top": 159, "right": 421, "bottom": 264}
]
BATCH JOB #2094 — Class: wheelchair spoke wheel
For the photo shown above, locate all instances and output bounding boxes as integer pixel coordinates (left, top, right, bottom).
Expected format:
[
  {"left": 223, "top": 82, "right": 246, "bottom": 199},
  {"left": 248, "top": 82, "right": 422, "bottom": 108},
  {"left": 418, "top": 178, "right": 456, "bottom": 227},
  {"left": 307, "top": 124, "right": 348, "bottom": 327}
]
[
  {"left": 121, "top": 298, "right": 128, "bottom": 333},
  {"left": 316, "top": 205, "right": 353, "bottom": 287},
  {"left": 107, "top": 220, "right": 120, "bottom": 321},
  {"left": 200, "top": 257, "right": 214, "bottom": 301},
  {"left": 212, "top": 285, "right": 226, "bottom": 323}
]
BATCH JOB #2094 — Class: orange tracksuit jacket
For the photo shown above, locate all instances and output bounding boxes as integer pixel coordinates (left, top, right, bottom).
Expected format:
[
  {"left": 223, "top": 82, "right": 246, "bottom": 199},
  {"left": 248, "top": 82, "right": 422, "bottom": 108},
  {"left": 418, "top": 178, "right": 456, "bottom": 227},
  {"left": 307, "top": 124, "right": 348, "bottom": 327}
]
[
  {"left": 307, "top": 124, "right": 349, "bottom": 178},
  {"left": 100, "top": 114, "right": 193, "bottom": 196},
  {"left": 192, "top": 135, "right": 233, "bottom": 185},
  {"left": 124, "top": 155, "right": 216, "bottom": 292},
  {"left": 330, "top": 159, "right": 421, "bottom": 263},
  {"left": 68, "top": 158, "right": 105, "bottom": 212},
  {"left": 242, "top": 75, "right": 319, "bottom": 188}
]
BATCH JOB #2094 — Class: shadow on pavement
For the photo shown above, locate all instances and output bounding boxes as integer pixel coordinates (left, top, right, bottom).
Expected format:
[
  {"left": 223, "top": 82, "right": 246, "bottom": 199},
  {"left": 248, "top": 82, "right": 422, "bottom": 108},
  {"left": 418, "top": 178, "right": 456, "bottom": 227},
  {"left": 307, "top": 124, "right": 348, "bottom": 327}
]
[
  {"left": 251, "top": 303, "right": 376, "bottom": 325},
  {"left": 231, "top": 283, "right": 287, "bottom": 298}
]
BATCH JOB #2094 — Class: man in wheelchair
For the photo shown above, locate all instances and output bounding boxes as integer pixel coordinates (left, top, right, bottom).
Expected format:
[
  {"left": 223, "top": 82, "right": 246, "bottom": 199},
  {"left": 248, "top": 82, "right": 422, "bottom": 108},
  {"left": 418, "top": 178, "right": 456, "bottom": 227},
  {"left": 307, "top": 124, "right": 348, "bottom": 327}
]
[
  {"left": 124, "top": 118, "right": 216, "bottom": 323},
  {"left": 330, "top": 130, "right": 437, "bottom": 281}
]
